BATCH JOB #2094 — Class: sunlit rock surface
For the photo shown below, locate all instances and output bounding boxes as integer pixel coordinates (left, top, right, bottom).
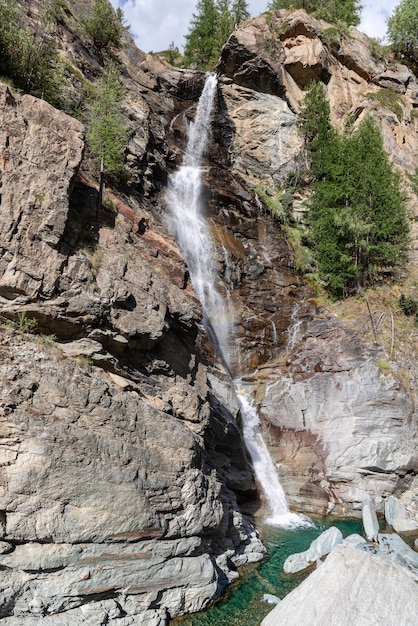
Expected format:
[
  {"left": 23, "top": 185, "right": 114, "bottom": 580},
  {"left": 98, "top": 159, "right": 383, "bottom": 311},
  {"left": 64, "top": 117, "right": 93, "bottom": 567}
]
[{"left": 262, "top": 545, "right": 418, "bottom": 626}]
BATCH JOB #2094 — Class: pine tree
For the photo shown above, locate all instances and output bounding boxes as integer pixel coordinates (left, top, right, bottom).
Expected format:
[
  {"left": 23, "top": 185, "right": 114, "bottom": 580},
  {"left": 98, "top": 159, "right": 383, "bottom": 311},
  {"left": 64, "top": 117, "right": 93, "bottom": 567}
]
[
  {"left": 296, "top": 80, "right": 333, "bottom": 178},
  {"left": 184, "top": 0, "right": 219, "bottom": 69},
  {"left": 86, "top": 64, "right": 127, "bottom": 181},
  {"left": 211, "top": 0, "right": 235, "bottom": 64},
  {"left": 231, "top": 0, "right": 250, "bottom": 24},
  {"left": 298, "top": 82, "right": 410, "bottom": 297},
  {"left": 84, "top": 0, "right": 123, "bottom": 53}
]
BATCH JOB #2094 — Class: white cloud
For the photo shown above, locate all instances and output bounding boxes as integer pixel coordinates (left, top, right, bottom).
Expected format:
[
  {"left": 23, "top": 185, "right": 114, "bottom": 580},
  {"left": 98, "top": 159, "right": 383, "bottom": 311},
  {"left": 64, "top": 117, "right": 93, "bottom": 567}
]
[
  {"left": 110, "top": 0, "right": 401, "bottom": 53},
  {"left": 360, "top": 0, "right": 399, "bottom": 42}
]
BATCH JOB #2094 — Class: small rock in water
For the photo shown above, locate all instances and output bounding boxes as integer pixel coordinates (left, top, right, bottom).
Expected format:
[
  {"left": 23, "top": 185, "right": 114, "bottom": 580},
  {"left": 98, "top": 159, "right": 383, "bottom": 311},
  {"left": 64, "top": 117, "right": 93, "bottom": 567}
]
[
  {"left": 305, "top": 526, "right": 343, "bottom": 562},
  {"left": 362, "top": 494, "right": 379, "bottom": 542},
  {"left": 283, "top": 526, "right": 343, "bottom": 574},
  {"left": 261, "top": 594, "right": 281, "bottom": 605}
]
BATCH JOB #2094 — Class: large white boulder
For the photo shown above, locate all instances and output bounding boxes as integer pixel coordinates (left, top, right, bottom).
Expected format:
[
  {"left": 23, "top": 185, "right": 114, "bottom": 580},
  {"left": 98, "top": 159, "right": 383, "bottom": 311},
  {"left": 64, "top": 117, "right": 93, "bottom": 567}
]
[
  {"left": 385, "top": 496, "right": 418, "bottom": 533},
  {"left": 262, "top": 544, "right": 418, "bottom": 626}
]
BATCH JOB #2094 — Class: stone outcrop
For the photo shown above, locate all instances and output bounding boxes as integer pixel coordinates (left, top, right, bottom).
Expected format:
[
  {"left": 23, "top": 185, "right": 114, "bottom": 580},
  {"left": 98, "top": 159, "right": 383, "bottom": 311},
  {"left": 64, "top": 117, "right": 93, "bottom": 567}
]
[
  {"left": 0, "top": 1, "right": 418, "bottom": 622},
  {"left": 385, "top": 495, "right": 418, "bottom": 532},
  {"left": 262, "top": 544, "right": 418, "bottom": 626},
  {"left": 0, "top": 2, "right": 267, "bottom": 621},
  {"left": 255, "top": 322, "right": 418, "bottom": 516}
]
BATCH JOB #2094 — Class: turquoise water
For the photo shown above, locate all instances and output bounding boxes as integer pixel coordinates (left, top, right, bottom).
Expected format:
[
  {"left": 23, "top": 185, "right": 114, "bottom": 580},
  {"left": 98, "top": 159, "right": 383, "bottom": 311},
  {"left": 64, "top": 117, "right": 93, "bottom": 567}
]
[{"left": 174, "top": 518, "right": 363, "bottom": 626}]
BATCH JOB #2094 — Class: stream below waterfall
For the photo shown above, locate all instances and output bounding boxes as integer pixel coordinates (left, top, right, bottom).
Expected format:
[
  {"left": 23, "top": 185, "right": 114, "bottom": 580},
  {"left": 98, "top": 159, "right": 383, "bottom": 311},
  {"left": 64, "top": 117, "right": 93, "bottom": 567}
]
[{"left": 174, "top": 518, "right": 363, "bottom": 626}]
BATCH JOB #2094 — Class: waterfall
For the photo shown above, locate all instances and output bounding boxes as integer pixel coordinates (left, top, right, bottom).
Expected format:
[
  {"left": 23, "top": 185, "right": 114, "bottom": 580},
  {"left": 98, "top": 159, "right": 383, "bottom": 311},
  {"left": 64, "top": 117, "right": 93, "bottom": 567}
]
[
  {"left": 166, "top": 74, "right": 310, "bottom": 528},
  {"left": 236, "top": 384, "right": 311, "bottom": 527},
  {"left": 166, "top": 74, "right": 233, "bottom": 373}
]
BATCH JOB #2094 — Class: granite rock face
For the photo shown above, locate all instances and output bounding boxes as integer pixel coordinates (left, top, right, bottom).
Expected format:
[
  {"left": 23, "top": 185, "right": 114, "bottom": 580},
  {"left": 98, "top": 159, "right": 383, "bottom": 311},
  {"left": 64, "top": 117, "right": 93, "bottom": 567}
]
[
  {"left": 261, "top": 544, "right": 418, "bottom": 626},
  {"left": 0, "top": 1, "right": 418, "bottom": 622},
  {"left": 0, "top": 4, "right": 265, "bottom": 619},
  {"left": 257, "top": 322, "right": 418, "bottom": 516}
]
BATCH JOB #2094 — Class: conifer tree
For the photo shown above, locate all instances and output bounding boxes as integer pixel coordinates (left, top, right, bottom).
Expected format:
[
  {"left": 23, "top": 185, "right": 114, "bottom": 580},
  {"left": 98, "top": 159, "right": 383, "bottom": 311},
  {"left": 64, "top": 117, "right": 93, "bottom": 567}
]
[
  {"left": 298, "top": 82, "right": 409, "bottom": 297},
  {"left": 84, "top": 0, "right": 123, "bottom": 53},
  {"left": 211, "top": 0, "right": 235, "bottom": 64},
  {"left": 231, "top": 0, "right": 250, "bottom": 24},
  {"left": 184, "top": 0, "right": 219, "bottom": 69},
  {"left": 87, "top": 64, "right": 127, "bottom": 182}
]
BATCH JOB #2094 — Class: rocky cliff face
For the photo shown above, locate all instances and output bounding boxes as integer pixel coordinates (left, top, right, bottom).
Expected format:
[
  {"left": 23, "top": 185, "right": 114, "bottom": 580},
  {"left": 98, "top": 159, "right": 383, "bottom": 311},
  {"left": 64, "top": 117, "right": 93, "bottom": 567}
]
[
  {"left": 213, "top": 9, "right": 418, "bottom": 518},
  {"left": 0, "top": 2, "right": 417, "bottom": 624}
]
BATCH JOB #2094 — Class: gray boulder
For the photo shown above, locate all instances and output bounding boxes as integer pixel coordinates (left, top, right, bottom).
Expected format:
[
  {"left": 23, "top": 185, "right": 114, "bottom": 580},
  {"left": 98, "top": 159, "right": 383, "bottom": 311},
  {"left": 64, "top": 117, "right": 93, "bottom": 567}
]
[
  {"left": 262, "top": 545, "right": 418, "bottom": 626},
  {"left": 385, "top": 496, "right": 418, "bottom": 533}
]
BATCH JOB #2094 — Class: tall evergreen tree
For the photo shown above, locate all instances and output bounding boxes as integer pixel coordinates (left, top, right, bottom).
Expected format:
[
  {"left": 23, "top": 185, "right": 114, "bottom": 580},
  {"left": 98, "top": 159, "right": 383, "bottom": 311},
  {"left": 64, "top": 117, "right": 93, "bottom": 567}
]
[
  {"left": 231, "top": 0, "right": 250, "bottom": 24},
  {"left": 211, "top": 0, "right": 234, "bottom": 64},
  {"left": 298, "top": 82, "right": 409, "bottom": 297},
  {"left": 86, "top": 64, "right": 127, "bottom": 180},
  {"left": 184, "top": 0, "right": 219, "bottom": 69}
]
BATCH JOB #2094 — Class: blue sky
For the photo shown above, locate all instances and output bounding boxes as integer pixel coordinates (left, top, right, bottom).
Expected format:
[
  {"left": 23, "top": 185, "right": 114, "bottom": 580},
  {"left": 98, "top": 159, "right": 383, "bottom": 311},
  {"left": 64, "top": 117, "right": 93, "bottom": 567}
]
[{"left": 110, "top": 0, "right": 400, "bottom": 53}]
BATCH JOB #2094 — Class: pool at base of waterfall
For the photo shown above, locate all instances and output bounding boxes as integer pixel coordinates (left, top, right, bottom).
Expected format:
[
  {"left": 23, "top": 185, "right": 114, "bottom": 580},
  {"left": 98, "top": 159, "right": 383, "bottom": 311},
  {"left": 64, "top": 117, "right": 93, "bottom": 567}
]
[{"left": 173, "top": 517, "right": 363, "bottom": 626}]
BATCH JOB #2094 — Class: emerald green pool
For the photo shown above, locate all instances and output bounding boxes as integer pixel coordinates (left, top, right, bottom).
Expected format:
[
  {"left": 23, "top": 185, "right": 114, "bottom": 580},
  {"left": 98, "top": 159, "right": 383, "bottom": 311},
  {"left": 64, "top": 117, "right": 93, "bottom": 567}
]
[{"left": 174, "top": 518, "right": 363, "bottom": 626}]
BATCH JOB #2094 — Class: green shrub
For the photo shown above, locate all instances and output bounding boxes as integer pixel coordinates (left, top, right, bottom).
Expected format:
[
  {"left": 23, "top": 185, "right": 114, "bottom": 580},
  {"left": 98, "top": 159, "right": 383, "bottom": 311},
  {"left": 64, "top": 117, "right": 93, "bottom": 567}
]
[
  {"left": 365, "top": 88, "right": 404, "bottom": 121},
  {"left": 84, "top": 0, "right": 123, "bottom": 53},
  {"left": 399, "top": 293, "right": 418, "bottom": 316},
  {"left": 0, "top": 0, "right": 65, "bottom": 106}
]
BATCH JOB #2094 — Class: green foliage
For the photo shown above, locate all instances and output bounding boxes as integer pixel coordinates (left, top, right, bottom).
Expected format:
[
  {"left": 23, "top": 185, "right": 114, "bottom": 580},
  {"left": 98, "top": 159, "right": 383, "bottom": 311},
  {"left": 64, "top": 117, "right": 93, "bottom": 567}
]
[
  {"left": 267, "top": 0, "right": 362, "bottom": 27},
  {"left": 399, "top": 293, "right": 418, "bottom": 316},
  {"left": 231, "top": 0, "right": 250, "bottom": 23},
  {"left": 387, "top": 0, "right": 418, "bottom": 68},
  {"left": 165, "top": 42, "right": 183, "bottom": 66},
  {"left": 408, "top": 167, "right": 418, "bottom": 195},
  {"left": 184, "top": 0, "right": 219, "bottom": 69},
  {"left": 86, "top": 64, "right": 128, "bottom": 179},
  {"left": 322, "top": 24, "right": 347, "bottom": 50},
  {"left": 84, "top": 0, "right": 123, "bottom": 53},
  {"left": 297, "top": 81, "right": 334, "bottom": 178},
  {"left": 282, "top": 225, "right": 316, "bottom": 273},
  {"left": 299, "top": 82, "right": 410, "bottom": 298},
  {"left": 254, "top": 184, "right": 292, "bottom": 223},
  {"left": 183, "top": 0, "right": 249, "bottom": 69},
  {"left": 369, "top": 37, "right": 388, "bottom": 61},
  {"left": 0, "top": 312, "right": 38, "bottom": 333},
  {"left": 365, "top": 87, "right": 404, "bottom": 121},
  {"left": 0, "top": 0, "right": 65, "bottom": 106}
]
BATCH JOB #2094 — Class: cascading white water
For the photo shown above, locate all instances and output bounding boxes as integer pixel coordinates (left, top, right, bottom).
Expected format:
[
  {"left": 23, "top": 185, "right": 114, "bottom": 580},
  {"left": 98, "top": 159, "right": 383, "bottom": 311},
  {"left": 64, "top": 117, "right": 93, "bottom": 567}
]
[
  {"left": 166, "top": 74, "right": 233, "bottom": 373},
  {"left": 236, "top": 384, "right": 312, "bottom": 528},
  {"left": 166, "top": 74, "right": 310, "bottom": 528}
]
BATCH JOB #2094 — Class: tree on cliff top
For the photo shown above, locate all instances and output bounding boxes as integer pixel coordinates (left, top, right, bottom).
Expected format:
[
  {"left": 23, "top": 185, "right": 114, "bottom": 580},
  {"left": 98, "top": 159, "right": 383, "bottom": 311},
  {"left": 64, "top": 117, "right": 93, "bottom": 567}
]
[
  {"left": 387, "top": 0, "right": 418, "bottom": 69},
  {"left": 183, "top": 0, "right": 250, "bottom": 69},
  {"left": 184, "top": 0, "right": 219, "bottom": 68},
  {"left": 231, "top": 0, "right": 250, "bottom": 24},
  {"left": 267, "top": 0, "right": 362, "bottom": 27}
]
